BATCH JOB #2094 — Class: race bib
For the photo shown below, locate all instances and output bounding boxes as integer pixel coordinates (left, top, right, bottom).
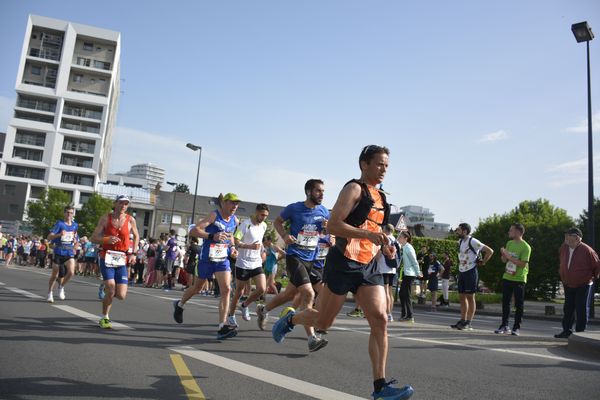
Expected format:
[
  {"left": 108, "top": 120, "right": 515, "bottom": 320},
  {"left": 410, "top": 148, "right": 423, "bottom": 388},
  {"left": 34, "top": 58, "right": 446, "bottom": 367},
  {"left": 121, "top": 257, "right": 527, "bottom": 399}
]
[
  {"left": 61, "top": 231, "right": 74, "bottom": 243},
  {"left": 209, "top": 243, "right": 228, "bottom": 262},
  {"left": 316, "top": 243, "right": 329, "bottom": 260},
  {"left": 296, "top": 231, "right": 319, "bottom": 249},
  {"left": 505, "top": 262, "right": 517, "bottom": 275},
  {"left": 105, "top": 250, "right": 126, "bottom": 268},
  {"left": 428, "top": 266, "right": 435, "bottom": 275}
]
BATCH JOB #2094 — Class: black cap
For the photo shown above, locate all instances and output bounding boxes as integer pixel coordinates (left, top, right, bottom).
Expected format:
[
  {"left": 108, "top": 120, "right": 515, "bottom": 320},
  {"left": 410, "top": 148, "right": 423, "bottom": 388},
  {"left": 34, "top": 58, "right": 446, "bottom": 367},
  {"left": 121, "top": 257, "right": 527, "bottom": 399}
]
[{"left": 565, "top": 227, "right": 583, "bottom": 237}]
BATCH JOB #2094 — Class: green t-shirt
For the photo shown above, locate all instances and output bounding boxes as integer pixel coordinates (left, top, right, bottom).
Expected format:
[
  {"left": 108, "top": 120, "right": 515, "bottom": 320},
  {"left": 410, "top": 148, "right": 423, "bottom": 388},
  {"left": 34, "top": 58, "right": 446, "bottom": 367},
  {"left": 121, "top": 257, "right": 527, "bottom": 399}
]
[{"left": 502, "top": 239, "right": 532, "bottom": 283}]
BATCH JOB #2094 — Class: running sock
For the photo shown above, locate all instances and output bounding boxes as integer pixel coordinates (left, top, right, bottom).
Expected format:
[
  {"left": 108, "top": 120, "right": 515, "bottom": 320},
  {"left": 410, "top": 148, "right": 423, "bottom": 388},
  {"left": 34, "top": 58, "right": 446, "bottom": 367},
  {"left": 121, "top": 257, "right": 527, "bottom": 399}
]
[
  {"left": 218, "top": 323, "right": 224, "bottom": 329},
  {"left": 103, "top": 314, "right": 109, "bottom": 319},
  {"left": 177, "top": 301, "right": 184, "bottom": 309},
  {"left": 287, "top": 313, "right": 295, "bottom": 328},
  {"left": 374, "top": 378, "right": 387, "bottom": 393}
]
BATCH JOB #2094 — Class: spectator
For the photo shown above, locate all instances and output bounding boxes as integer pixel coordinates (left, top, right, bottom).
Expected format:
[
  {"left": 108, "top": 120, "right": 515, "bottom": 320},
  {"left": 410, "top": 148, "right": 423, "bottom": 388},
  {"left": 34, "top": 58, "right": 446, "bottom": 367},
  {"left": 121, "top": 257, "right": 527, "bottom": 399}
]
[
  {"left": 427, "top": 252, "right": 444, "bottom": 311},
  {"left": 439, "top": 252, "right": 452, "bottom": 306},
  {"left": 398, "top": 231, "right": 422, "bottom": 323}
]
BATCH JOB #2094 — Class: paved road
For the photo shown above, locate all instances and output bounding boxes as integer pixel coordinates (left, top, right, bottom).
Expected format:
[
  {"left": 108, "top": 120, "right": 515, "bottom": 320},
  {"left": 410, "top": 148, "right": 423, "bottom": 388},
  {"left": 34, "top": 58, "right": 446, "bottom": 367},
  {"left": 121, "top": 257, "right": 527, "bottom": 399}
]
[{"left": 1, "top": 265, "right": 599, "bottom": 400}]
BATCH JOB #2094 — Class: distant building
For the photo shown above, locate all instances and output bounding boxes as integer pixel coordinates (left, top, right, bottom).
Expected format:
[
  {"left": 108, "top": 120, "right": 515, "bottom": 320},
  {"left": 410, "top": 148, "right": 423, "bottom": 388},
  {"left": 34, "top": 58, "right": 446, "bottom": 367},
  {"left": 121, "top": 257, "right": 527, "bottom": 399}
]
[
  {"left": 121, "top": 163, "right": 164, "bottom": 190},
  {"left": 389, "top": 205, "right": 450, "bottom": 239}
]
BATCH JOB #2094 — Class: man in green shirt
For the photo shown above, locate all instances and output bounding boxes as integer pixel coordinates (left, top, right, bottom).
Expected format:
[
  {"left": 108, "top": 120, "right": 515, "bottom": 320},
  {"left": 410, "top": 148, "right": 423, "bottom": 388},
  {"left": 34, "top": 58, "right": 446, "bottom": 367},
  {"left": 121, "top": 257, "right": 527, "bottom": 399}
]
[{"left": 495, "top": 223, "right": 532, "bottom": 336}]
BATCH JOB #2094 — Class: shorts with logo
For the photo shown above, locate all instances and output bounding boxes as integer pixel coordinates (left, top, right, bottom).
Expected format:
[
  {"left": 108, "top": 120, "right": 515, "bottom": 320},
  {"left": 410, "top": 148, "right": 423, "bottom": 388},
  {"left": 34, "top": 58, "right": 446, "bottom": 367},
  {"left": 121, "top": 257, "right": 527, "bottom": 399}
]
[
  {"left": 286, "top": 255, "right": 315, "bottom": 287},
  {"left": 197, "top": 259, "right": 230, "bottom": 280},
  {"left": 309, "top": 267, "right": 323, "bottom": 285},
  {"left": 53, "top": 254, "right": 74, "bottom": 278},
  {"left": 235, "top": 266, "right": 264, "bottom": 281},
  {"left": 323, "top": 247, "right": 383, "bottom": 295},
  {"left": 458, "top": 267, "right": 478, "bottom": 294},
  {"left": 99, "top": 257, "right": 128, "bottom": 285}
]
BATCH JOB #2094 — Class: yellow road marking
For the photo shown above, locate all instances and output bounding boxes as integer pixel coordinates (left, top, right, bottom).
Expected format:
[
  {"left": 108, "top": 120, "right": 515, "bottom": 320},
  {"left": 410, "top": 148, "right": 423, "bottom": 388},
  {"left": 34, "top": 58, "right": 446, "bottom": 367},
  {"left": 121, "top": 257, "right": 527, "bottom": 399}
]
[{"left": 170, "top": 354, "right": 206, "bottom": 400}]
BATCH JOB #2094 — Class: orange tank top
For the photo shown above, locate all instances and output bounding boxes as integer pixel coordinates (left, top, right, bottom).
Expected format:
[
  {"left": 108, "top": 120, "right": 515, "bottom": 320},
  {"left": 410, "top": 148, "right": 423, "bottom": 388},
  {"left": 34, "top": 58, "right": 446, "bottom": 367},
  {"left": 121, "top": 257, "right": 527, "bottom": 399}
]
[
  {"left": 101, "top": 213, "right": 131, "bottom": 256},
  {"left": 343, "top": 186, "right": 385, "bottom": 264}
]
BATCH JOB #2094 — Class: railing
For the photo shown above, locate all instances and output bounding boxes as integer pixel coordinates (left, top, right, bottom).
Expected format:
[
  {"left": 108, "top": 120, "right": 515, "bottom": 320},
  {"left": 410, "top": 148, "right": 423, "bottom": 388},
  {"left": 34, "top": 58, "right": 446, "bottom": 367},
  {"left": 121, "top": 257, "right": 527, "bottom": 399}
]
[
  {"left": 63, "top": 106, "right": 102, "bottom": 120},
  {"left": 61, "top": 121, "right": 100, "bottom": 134},
  {"left": 14, "top": 112, "right": 54, "bottom": 124},
  {"left": 17, "top": 98, "right": 56, "bottom": 112},
  {"left": 29, "top": 48, "right": 60, "bottom": 61},
  {"left": 15, "top": 136, "right": 45, "bottom": 147}
]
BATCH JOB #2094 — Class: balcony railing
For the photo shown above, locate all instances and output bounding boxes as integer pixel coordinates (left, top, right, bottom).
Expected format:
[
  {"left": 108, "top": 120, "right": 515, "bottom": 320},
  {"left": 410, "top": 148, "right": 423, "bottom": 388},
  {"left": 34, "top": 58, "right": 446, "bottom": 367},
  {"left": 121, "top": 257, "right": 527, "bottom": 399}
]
[
  {"left": 17, "top": 98, "right": 56, "bottom": 112},
  {"left": 63, "top": 106, "right": 102, "bottom": 120},
  {"left": 29, "top": 48, "right": 60, "bottom": 61}
]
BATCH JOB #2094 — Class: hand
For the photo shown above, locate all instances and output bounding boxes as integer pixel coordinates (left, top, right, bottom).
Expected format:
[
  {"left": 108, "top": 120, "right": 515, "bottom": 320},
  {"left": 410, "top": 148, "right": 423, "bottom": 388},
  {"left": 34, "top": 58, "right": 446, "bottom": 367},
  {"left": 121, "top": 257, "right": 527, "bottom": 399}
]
[
  {"left": 366, "top": 231, "right": 388, "bottom": 246},
  {"left": 248, "top": 242, "right": 261, "bottom": 250},
  {"left": 500, "top": 247, "right": 508, "bottom": 258},
  {"left": 231, "top": 247, "right": 239, "bottom": 258},
  {"left": 418, "top": 272, "right": 423, "bottom": 278},
  {"left": 383, "top": 244, "right": 396, "bottom": 259},
  {"left": 106, "top": 236, "right": 121, "bottom": 245},
  {"left": 213, "top": 232, "right": 228, "bottom": 242},
  {"left": 128, "top": 254, "right": 136, "bottom": 265},
  {"left": 284, "top": 235, "right": 296, "bottom": 245}
]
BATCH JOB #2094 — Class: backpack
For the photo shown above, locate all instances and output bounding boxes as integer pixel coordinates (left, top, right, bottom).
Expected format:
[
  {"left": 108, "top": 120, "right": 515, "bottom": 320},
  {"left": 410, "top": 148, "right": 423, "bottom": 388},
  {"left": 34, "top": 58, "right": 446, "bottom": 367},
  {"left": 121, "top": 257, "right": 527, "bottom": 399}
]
[{"left": 459, "top": 237, "right": 482, "bottom": 262}]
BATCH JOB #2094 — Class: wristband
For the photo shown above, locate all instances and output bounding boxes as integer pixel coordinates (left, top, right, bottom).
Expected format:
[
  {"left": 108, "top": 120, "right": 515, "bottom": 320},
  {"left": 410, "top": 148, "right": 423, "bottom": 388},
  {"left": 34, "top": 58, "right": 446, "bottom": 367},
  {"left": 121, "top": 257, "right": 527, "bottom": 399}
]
[
  {"left": 102, "top": 236, "right": 110, "bottom": 245},
  {"left": 208, "top": 233, "right": 214, "bottom": 241}
]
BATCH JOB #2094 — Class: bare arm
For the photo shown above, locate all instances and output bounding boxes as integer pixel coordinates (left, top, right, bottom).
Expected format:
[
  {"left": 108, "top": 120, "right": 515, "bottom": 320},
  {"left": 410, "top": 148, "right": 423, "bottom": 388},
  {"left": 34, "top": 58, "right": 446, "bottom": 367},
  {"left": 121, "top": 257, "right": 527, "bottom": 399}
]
[
  {"left": 190, "top": 212, "right": 219, "bottom": 240},
  {"left": 129, "top": 216, "right": 140, "bottom": 253},
  {"left": 480, "top": 245, "right": 494, "bottom": 265},
  {"left": 90, "top": 215, "right": 109, "bottom": 245},
  {"left": 500, "top": 247, "right": 528, "bottom": 267}
]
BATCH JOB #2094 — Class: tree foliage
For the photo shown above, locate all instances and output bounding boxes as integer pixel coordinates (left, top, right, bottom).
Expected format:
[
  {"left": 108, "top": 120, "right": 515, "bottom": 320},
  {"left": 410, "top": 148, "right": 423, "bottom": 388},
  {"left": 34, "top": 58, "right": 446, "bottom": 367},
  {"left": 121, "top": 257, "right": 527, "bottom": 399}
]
[
  {"left": 174, "top": 183, "right": 190, "bottom": 193},
  {"left": 26, "top": 188, "right": 71, "bottom": 236},
  {"left": 474, "top": 199, "right": 574, "bottom": 299},
  {"left": 577, "top": 198, "right": 600, "bottom": 251},
  {"left": 411, "top": 237, "right": 459, "bottom": 273},
  {"left": 76, "top": 193, "right": 113, "bottom": 237}
]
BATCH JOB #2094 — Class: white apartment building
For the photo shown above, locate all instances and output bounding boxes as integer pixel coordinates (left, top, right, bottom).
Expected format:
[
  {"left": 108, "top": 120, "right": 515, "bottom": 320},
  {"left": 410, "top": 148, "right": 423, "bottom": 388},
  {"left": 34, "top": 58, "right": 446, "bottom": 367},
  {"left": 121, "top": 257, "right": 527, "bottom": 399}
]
[
  {"left": 0, "top": 15, "right": 120, "bottom": 208},
  {"left": 125, "top": 163, "right": 164, "bottom": 190}
]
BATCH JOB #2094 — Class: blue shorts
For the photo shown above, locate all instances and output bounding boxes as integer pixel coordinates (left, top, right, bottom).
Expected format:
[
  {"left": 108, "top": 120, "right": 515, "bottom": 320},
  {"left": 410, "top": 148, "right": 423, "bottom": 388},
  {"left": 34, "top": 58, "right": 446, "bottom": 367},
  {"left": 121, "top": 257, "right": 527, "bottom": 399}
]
[
  {"left": 99, "top": 258, "right": 129, "bottom": 285},
  {"left": 458, "top": 268, "right": 478, "bottom": 294},
  {"left": 197, "top": 259, "right": 230, "bottom": 279}
]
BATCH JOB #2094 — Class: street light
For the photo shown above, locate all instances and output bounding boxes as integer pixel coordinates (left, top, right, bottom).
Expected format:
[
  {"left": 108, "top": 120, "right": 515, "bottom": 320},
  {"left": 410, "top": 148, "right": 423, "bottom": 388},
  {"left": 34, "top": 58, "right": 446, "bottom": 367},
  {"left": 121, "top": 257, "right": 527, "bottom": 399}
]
[
  {"left": 186, "top": 143, "right": 202, "bottom": 225},
  {"left": 571, "top": 21, "right": 596, "bottom": 317},
  {"left": 166, "top": 181, "right": 178, "bottom": 231}
]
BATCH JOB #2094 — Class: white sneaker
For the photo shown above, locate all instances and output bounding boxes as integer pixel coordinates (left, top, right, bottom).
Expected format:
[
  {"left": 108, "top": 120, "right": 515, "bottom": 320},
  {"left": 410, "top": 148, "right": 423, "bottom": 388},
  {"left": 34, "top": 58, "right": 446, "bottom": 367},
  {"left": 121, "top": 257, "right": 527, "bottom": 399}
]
[
  {"left": 46, "top": 292, "right": 54, "bottom": 303},
  {"left": 227, "top": 315, "right": 239, "bottom": 327},
  {"left": 240, "top": 305, "right": 251, "bottom": 321},
  {"left": 58, "top": 286, "right": 65, "bottom": 300},
  {"left": 387, "top": 314, "right": 394, "bottom": 322}
]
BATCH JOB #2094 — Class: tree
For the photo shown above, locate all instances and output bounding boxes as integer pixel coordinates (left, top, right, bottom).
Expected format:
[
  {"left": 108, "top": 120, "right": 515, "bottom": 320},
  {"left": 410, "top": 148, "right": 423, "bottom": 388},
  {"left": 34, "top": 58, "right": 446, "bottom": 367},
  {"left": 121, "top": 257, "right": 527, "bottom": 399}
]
[
  {"left": 76, "top": 193, "right": 114, "bottom": 237},
  {"left": 577, "top": 198, "right": 600, "bottom": 251},
  {"left": 174, "top": 183, "right": 190, "bottom": 193},
  {"left": 26, "top": 188, "right": 71, "bottom": 236},
  {"left": 475, "top": 199, "right": 574, "bottom": 299}
]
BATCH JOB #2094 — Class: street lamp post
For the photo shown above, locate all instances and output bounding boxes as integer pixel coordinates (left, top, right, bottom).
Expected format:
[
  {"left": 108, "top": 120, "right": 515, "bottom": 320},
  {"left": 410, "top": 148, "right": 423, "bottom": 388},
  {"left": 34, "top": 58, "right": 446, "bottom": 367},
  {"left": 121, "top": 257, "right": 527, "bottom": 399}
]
[
  {"left": 166, "top": 181, "right": 178, "bottom": 231},
  {"left": 571, "top": 21, "right": 596, "bottom": 318},
  {"left": 186, "top": 143, "right": 202, "bottom": 225}
]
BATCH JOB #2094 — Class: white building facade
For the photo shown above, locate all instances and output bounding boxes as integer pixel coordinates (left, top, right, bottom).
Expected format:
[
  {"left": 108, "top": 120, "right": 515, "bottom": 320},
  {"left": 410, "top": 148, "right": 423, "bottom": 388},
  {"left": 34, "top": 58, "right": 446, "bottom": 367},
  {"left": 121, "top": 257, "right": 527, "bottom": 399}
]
[
  {"left": 125, "top": 163, "right": 164, "bottom": 190},
  {"left": 0, "top": 15, "right": 120, "bottom": 207}
]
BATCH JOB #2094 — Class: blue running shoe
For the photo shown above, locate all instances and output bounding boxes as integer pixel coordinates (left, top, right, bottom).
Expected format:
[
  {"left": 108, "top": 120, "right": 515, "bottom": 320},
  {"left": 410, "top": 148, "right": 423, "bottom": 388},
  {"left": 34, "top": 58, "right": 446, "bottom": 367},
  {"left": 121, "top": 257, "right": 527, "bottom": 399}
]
[
  {"left": 98, "top": 283, "right": 105, "bottom": 300},
  {"left": 217, "top": 325, "right": 238, "bottom": 340},
  {"left": 372, "top": 380, "right": 414, "bottom": 400},
  {"left": 272, "top": 309, "right": 295, "bottom": 343}
]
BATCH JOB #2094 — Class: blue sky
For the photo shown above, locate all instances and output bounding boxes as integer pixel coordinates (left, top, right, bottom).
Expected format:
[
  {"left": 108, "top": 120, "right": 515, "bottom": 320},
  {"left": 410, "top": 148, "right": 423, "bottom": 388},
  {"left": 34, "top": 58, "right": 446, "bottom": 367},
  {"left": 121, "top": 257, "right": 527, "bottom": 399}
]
[{"left": 1, "top": 0, "right": 600, "bottom": 228}]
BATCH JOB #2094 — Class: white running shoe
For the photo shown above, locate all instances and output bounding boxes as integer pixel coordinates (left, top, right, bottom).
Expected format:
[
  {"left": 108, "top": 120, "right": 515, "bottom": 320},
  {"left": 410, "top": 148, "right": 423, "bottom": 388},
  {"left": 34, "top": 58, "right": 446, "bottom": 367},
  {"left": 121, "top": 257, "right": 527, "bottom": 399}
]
[
  {"left": 387, "top": 314, "right": 394, "bottom": 322},
  {"left": 58, "top": 286, "right": 65, "bottom": 300},
  {"left": 240, "top": 305, "right": 251, "bottom": 321},
  {"left": 227, "top": 315, "right": 239, "bottom": 327},
  {"left": 46, "top": 292, "right": 54, "bottom": 303}
]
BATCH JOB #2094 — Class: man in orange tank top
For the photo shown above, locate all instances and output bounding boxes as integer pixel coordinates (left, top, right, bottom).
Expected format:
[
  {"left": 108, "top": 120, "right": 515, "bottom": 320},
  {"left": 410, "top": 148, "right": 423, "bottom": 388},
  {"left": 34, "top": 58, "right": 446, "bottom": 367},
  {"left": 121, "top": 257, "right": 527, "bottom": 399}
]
[
  {"left": 91, "top": 195, "right": 139, "bottom": 329},
  {"left": 271, "top": 145, "right": 414, "bottom": 400}
]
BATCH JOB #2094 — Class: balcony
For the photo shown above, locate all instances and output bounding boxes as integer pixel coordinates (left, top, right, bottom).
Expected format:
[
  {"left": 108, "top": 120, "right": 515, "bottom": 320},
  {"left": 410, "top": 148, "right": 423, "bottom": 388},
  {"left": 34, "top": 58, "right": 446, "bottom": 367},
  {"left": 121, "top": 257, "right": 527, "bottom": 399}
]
[
  {"left": 29, "top": 48, "right": 60, "bottom": 61},
  {"left": 14, "top": 110, "right": 54, "bottom": 124},
  {"left": 63, "top": 105, "right": 102, "bottom": 120},
  {"left": 17, "top": 97, "right": 56, "bottom": 113},
  {"left": 61, "top": 119, "right": 100, "bottom": 134}
]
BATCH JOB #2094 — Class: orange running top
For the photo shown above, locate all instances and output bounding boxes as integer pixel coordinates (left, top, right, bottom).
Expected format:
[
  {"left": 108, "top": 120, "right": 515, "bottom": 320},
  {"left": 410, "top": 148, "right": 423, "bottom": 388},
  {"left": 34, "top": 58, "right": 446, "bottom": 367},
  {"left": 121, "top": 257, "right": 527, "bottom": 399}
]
[
  {"left": 343, "top": 186, "right": 385, "bottom": 264},
  {"left": 100, "top": 213, "right": 132, "bottom": 256}
]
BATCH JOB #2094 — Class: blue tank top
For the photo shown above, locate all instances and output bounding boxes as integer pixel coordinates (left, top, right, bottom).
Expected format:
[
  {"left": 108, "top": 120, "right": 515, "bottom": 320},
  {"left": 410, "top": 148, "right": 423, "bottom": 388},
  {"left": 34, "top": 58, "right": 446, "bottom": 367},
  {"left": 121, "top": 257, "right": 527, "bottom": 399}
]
[
  {"left": 50, "top": 220, "right": 78, "bottom": 257},
  {"left": 200, "top": 210, "right": 237, "bottom": 264}
]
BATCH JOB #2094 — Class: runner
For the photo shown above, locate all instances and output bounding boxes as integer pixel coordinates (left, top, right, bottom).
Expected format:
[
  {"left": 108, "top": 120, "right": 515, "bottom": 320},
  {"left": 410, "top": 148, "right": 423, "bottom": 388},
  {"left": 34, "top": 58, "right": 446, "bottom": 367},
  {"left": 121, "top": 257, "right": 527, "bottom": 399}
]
[
  {"left": 46, "top": 206, "right": 79, "bottom": 303},
  {"left": 227, "top": 203, "right": 270, "bottom": 327},
  {"left": 90, "top": 195, "right": 140, "bottom": 329},
  {"left": 451, "top": 223, "right": 493, "bottom": 331},
  {"left": 375, "top": 224, "right": 399, "bottom": 321},
  {"left": 263, "top": 236, "right": 285, "bottom": 295},
  {"left": 255, "top": 179, "right": 329, "bottom": 352},
  {"left": 270, "top": 145, "right": 414, "bottom": 399},
  {"left": 172, "top": 193, "right": 240, "bottom": 340}
]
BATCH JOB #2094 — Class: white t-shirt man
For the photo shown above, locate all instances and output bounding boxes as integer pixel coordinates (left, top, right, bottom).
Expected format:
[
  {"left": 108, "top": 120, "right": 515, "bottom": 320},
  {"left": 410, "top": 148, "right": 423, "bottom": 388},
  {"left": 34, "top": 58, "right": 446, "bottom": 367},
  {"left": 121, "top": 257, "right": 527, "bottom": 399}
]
[
  {"left": 376, "top": 234, "right": 398, "bottom": 275},
  {"left": 234, "top": 219, "right": 267, "bottom": 270},
  {"left": 458, "top": 236, "right": 484, "bottom": 273}
]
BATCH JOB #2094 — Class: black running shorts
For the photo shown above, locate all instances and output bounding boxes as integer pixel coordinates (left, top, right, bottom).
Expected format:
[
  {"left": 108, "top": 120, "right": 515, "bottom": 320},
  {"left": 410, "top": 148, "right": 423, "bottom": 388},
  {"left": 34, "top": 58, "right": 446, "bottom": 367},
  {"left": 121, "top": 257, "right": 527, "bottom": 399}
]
[
  {"left": 323, "top": 246, "right": 383, "bottom": 295},
  {"left": 285, "top": 255, "right": 314, "bottom": 288}
]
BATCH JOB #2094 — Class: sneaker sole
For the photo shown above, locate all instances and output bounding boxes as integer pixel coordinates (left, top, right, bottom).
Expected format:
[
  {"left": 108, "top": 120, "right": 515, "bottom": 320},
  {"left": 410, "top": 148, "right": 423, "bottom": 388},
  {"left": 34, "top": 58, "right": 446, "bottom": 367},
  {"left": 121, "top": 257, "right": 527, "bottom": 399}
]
[
  {"left": 309, "top": 339, "right": 329, "bottom": 353},
  {"left": 217, "top": 330, "right": 238, "bottom": 340}
]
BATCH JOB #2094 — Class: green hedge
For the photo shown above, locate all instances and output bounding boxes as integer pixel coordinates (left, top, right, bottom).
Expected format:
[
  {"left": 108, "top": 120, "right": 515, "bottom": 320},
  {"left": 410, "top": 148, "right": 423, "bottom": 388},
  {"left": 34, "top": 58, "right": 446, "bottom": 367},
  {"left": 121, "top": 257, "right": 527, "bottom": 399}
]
[{"left": 411, "top": 237, "right": 459, "bottom": 275}]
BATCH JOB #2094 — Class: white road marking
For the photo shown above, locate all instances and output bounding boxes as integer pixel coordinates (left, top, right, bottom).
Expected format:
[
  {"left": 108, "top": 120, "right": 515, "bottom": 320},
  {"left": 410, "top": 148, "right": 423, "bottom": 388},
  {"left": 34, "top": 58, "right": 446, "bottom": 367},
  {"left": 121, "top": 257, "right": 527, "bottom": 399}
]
[
  {"left": 52, "top": 305, "right": 133, "bottom": 330},
  {"left": 3, "top": 286, "right": 43, "bottom": 299},
  {"left": 171, "top": 346, "right": 366, "bottom": 400},
  {"left": 0, "top": 281, "right": 5, "bottom": 285}
]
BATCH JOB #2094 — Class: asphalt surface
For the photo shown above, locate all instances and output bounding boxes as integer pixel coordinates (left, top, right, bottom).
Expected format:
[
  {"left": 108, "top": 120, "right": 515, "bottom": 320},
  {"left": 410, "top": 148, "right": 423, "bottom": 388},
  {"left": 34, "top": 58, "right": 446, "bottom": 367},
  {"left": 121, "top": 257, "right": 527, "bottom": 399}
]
[{"left": 1, "top": 265, "right": 599, "bottom": 400}]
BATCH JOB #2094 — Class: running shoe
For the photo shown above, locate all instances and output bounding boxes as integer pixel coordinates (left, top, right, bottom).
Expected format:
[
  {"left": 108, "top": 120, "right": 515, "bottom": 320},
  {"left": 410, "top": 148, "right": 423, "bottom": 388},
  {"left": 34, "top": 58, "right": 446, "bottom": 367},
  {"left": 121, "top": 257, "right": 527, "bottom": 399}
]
[
  {"left": 240, "top": 295, "right": 248, "bottom": 303},
  {"left": 173, "top": 300, "right": 184, "bottom": 324},
  {"left": 46, "top": 292, "right": 54, "bottom": 303},
  {"left": 256, "top": 304, "right": 268, "bottom": 330},
  {"left": 554, "top": 331, "right": 571, "bottom": 339},
  {"left": 308, "top": 336, "right": 329, "bottom": 352},
  {"left": 457, "top": 322, "right": 473, "bottom": 331},
  {"left": 58, "top": 286, "right": 65, "bottom": 300},
  {"left": 399, "top": 317, "right": 414, "bottom": 323},
  {"left": 450, "top": 320, "right": 465, "bottom": 329},
  {"left": 99, "top": 317, "right": 112, "bottom": 329},
  {"left": 316, "top": 329, "right": 328, "bottom": 335},
  {"left": 240, "top": 304, "right": 251, "bottom": 321},
  {"left": 387, "top": 314, "right": 394, "bottom": 322},
  {"left": 227, "top": 315, "right": 239, "bottom": 328},
  {"left": 372, "top": 380, "right": 414, "bottom": 400},
  {"left": 272, "top": 308, "right": 295, "bottom": 343},
  {"left": 217, "top": 325, "right": 238, "bottom": 340},
  {"left": 279, "top": 306, "right": 296, "bottom": 318},
  {"left": 511, "top": 328, "right": 520, "bottom": 336},
  {"left": 98, "top": 283, "right": 105, "bottom": 300},
  {"left": 347, "top": 309, "right": 364, "bottom": 318},
  {"left": 494, "top": 325, "right": 510, "bottom": 334}
]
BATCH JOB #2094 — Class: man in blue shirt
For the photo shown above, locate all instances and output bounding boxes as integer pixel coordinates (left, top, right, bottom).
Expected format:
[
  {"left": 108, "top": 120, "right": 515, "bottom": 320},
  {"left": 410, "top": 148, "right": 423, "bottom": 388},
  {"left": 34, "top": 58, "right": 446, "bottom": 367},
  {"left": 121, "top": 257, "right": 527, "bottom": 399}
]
[
  {"left": 46, "top": 206, "right": 79, "bottom": 303},
  {"left": 256, "top": 179, "right": 329, "bottom": 352},
  {"left": 163, "top": 229, "right": 178, "bottom": 291}
]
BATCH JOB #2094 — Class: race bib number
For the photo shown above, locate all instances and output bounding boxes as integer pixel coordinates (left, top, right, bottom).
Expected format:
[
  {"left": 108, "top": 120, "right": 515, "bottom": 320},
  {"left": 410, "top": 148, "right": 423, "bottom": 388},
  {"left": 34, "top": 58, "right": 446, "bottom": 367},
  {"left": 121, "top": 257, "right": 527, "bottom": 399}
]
[
  {"left": 505, "top": 262, "right": 517, "bottom": 275},
  {"left": 209, "top": 243, "right": 228, "bottom": 262},
  {"left": 316, "top": 243, "right": 329, "bottom": 260},
  {"left": 105, "top": 250, "right": 126, "bottom": 268},
  {"left": 428, "top": 266, "right": 435, "bottom": 275},
  {"left": 296, "top": 231, "right": 319, "bottom": 249},
  {"left": 61, "top": 231, "right": 74, "bottom": 243}
]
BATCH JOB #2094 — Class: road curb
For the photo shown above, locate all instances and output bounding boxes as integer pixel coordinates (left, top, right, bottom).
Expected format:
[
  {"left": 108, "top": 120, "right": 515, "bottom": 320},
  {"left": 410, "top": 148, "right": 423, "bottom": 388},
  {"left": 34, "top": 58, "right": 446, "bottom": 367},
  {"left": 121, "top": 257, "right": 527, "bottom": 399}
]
[{"left": 568, "top": 332, "right": 600, "bottom": 360}]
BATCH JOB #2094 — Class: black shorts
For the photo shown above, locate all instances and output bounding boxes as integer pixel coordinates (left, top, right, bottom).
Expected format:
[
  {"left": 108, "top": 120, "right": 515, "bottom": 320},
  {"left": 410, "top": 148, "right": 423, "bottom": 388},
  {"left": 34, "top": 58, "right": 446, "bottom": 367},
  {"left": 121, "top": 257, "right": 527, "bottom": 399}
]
[
  {"left": 286, "top": 255, "right": 315, "bottom": 287},
  {"left": 235, "top": 266, "right": 264, "bottom": 282},
  {"left": 322, "top": 247, "right": 383, "bottom": 295},
  {"left": 163, "top": 258, "right": 175, "bottom": 274},
  {"left": 458, "top": 268, "right": 478, "bottom": 294},
  {"left": 309, "top": 267, "right": 323, "bottom": 285},
  {"left": 185, "top": 262, "right": 197, "bottom": 275},
  {"left": 53, "top": 255, "right": 73, "bottom": 278},
  {"left": 382, "top": 273, "right": 395, "bottom": 286},
  {"left": 85, "top": 256, "right": 96, "bottom": 263}
]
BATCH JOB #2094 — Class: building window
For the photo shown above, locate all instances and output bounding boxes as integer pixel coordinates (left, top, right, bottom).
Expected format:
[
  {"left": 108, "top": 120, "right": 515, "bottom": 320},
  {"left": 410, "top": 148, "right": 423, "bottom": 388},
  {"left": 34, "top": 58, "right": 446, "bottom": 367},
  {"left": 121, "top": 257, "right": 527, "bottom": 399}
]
[
  {"left": 83, "top": 42, "right": 93, "bottom": 51},
  {"left": 79, "top": 192, "right": 92, "bottom": 204},
  {"left": 13, "top": 147, "right": 43, "bottom": 161},
  {"left": 76, "top": 57, "right": 91, "bottom": 67},
  {"left": 6, "top": 165, "right": 45, "bottom": 180},
  {"left": 8, "top": 204, "right": 19, "bottom": 215},
  {"left": 73, "top": 74, "right": 83, "bottom": 83},
  {"left": 62, "top": 137, "right": 95, "bottom": 154},
  {"left": 143, "top": 212, "right": 150, "bottom": 226},
  {"left": 30, "top": 186, "right": 44, "bottom": 199},
  {"left": 161, "top": 214, "right": 171, "bottom": 224},
  {"left": 3, "top": 184, "right": 16, "bottom": 196},
  {"left": 60, "top": 172, "right": 95, "bottom": 187},
  {"left": 60, "top": 154, "right": 93, "bottom": 168},
  {"left": 31, "top": 65, "right": 41, "bottom": 75}
]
